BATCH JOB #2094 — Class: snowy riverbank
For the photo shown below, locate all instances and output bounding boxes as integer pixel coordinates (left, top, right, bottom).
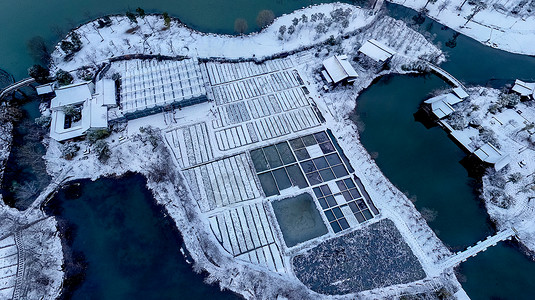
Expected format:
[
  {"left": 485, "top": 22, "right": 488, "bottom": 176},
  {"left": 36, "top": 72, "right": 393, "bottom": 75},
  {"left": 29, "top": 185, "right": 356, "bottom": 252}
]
[
  {"left": 39, "top": 3, "right": 471, "bottom": 299},
  {"left": 387, "top": 0, "right": 535, "bottom": 55}
]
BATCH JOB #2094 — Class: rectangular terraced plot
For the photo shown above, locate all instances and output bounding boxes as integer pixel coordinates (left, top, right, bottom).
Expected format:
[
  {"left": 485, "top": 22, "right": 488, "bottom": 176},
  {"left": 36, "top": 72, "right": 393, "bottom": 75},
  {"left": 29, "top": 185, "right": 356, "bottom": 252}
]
[
  {"left": 214, "top": 124, "right": 257, "bottom": 150},
  {"left": 0, "top": 235, "right": 17, "bottom": 299},
  {"left": 313, "top": 177, "right": 377, "bottom": 233},
  {"left": 185, "top": 153, "right": 261, "bottom": 212},
  {"left": 212, "top": 102, "right": 251, "bottom": 128},
  {"left": 212, "top": 70, "right": 301, "bottom": 105},
  {"left": 208, "top": 203, "right": 285, "bottom": 273},
  {"left": 204, "top": 58, "right": 293, "bottom": 85},
  {"left": 164, "top": 122, "right": 214, "bottom": 168},
  {"left": 251, "top": 142, "right": 308, "bottom": 197}
]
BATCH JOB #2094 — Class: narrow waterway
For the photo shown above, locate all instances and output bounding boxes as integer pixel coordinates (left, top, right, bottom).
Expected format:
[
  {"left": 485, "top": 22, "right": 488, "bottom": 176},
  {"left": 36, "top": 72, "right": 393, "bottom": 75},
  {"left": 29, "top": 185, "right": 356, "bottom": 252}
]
[
  {"left": 45, "top": 173, "right": 239, "bottom": 300},
  {"left": 350, "top": 4, "right": 535, "bottom": 299},
  {"left": 352, "top": 73, "right": 535, "bottom": 300}
]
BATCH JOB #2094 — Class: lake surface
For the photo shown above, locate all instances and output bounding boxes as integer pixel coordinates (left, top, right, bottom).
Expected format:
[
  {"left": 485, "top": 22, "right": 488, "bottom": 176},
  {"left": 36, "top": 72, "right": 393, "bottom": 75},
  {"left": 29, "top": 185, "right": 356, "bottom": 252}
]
[
  {"left": 45, "top": 173, "right": 239, "bottom": 300},
  {"left": 0, "top": 0, "right": 343, "bottom": 79}
]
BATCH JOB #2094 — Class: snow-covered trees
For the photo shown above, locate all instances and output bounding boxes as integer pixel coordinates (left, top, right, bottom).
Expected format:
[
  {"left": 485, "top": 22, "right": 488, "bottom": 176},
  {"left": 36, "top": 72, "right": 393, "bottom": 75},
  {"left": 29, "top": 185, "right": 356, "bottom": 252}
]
[
  {"left": 55, "top": 69, "right": 73, "bottom": 86},
  {"left": 34, "top": 115, "right": 51, "bottom": 128},
  {"left": 94, "top": 140, "right": 111, "bottom": 163},
  {"left": 278, "top": 25, "right": 286, "bottom": 39},
  {"left": 498, "top": 92, "right": 520, "bottom": 109},
  {"left": 163, "top": 12, "right": 171, "bottom": 28},
  {"left": 97, "top": 16, "right": 113, "bottom": 28},
  {"left": 137, "top": 126, "right": 161, "bottom": 150},
  {"left": 61, "top": 142, "right": 80, "bottom": 160},
  {"left": 62, "top": 105, "right": 82, "bottom": 122},
  {"left": 136, "top": 7, "right": 145, "bottom": 18},
  {"left": 448, "top": 111, "right": 466, "bottom": 130},
  {"left": 126, "top": 11, "right": 138, "bottom": 24},
  {"left": 479, "top": 127, "right": 500, "bottom": 148},
  {"left": 28, "top": 64, "right": 50, "bottom": 84},
  {"left": 86, "top": 128, "right": 110, "bottom": 144},
  {"left": 60, "top": 32, "right": 82, "bottom": 58}
]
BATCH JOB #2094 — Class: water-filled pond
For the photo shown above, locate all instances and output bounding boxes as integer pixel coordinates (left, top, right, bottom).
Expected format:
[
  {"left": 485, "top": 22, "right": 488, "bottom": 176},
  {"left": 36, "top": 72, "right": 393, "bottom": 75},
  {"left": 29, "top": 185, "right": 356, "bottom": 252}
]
[
  {"left": 45, "top": 173, "right": 239, "bottom": 300},
  {"left": 271, "top": 192, "right": 328, "bottom": 247}
]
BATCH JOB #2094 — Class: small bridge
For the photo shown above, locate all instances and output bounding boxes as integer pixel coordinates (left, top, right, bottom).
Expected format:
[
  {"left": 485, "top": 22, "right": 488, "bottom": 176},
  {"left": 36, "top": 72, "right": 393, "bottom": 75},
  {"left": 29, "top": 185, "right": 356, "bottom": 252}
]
[
  {"left": 427, "top": 63, "right": 466, "bottom": 90},
  {"left": 0, "top": 77, "right": 35, "bottom": 100},
  {"left": 439, "top": 228, "right": 516, "bottom": 270}
]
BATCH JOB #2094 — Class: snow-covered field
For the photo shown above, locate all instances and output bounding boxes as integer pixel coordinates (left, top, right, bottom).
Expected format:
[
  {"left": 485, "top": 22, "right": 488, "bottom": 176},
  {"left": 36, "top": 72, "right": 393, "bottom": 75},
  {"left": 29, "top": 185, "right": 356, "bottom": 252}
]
[
  {"left": 388, "top": 0, "right": 535, "bottom": 55},
  {"left": 437, "top": 86, "right": 535, "bottom": 254},
  {"left": 0, "top": 207, "right": 63, "bottom": 300},
  {"left": 20, "top": 3, "right": 479, "bottom": 299}
]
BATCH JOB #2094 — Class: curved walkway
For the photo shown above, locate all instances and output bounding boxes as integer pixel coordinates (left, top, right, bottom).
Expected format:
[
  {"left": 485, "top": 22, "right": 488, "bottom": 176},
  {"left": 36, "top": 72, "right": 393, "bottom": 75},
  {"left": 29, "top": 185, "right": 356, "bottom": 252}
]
[
  {"left": 427, "top": 63, "right": 465, "bottom": 89},
  {"left": 0, "top": 78, "right": 35, "bottom": 100}
]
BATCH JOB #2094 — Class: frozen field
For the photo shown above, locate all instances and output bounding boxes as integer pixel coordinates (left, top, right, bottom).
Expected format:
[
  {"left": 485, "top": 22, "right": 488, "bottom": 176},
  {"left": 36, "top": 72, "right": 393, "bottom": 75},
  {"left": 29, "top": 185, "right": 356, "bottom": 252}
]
[
  {"left": 0, "top": 235, "right": 19, "bottom": 299},
  {"left": 158, "top": 58, "right": 380, "bottom": 278}
]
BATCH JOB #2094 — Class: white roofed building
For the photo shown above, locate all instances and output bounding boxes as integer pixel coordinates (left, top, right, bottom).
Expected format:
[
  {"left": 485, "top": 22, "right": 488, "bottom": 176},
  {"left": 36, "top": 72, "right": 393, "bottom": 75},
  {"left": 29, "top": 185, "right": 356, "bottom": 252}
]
[
  {"left": 35, "top": 83, "right": 55, "bottom": 95},
  {"left": 474, "top": 142, "right": 511, "bottom": 171},
  {"left": 424, "top": 93, "right": 464, "bottom": 119},
  {"left": 452, "top": 87, "right": 469, "bottom": 99},
  {"left": 322, "top": 55, "right": 358, "bottom": 84},
  {"left": 358, "top": 39, "right": 396, "bottom": 63},
  {"left": 512, "top": 79, "right": 535, "bottom": 99},
  {"left": 49, "top": 80, "right": 116, "bottom": 142}
]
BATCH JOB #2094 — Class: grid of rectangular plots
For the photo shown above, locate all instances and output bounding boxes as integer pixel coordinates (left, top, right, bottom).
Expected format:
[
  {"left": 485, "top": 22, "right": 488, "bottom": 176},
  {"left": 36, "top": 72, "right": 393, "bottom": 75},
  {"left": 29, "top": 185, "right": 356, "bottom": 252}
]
[
  {"left": 250, "top": 142, "right": 308, "bottom": 197},
  {"left": 313, "top": 178, "right": 375, "bottom": 233},
  {"left": 289, "top": 132, "right": 349, "bottom": 186}
]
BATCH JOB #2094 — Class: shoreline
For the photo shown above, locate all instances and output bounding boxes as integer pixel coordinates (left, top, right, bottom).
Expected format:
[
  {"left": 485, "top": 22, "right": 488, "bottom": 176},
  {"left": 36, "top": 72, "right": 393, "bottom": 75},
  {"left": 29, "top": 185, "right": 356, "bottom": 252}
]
[
  {"left": 386, "top": 0, "right": 535, "bottom": 56},
  {"left": 40, "top": 3, "right": 462, "bottom": 298},
  {"left": 8, "top": 2, "right": 505, "bottom": 298},
  {"left": 43, "top": 173, "right": 243, "bottom": 299}
]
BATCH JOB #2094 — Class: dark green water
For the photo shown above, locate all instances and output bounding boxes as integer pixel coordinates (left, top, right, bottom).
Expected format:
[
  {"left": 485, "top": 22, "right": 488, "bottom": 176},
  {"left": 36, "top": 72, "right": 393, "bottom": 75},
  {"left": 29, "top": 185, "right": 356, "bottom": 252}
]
[
  {"left": 0, "top": 0, "right": 343, "bottom": 79},
  {"left": 46, "top": 173, "right": 239, "bottom": 300},
  {"left": 353, "top": 74, "right": 535, "bottom": 300},
  {"left": 385, "top": 3, "right": 535, "bottom": 86},
  {"left": 352, "top": 4, "right": 535, "bottom": 299}
]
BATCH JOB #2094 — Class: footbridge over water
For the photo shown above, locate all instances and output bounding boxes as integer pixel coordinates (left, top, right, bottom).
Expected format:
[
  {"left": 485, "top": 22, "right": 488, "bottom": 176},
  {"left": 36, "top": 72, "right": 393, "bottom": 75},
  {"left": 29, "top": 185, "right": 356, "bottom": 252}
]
[
  {"left": 439, "top": 228, "right": 516, "bottom": 270},
  {"left": 427, "top": 63, "right": 466, "bottom": 90},
  {"left": 0, "top": 77, "right": 35, "bottom": 100}
]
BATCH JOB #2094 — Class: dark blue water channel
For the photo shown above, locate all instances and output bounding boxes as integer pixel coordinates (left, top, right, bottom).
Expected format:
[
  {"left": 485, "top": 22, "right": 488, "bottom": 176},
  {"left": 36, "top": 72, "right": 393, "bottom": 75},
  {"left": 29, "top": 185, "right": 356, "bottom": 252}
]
[
  {"left": 45, "top": 173, "right": 239, "bottom": 300},
  {"left": 352, "top": 6, "right": 535, "bottom": 298}
]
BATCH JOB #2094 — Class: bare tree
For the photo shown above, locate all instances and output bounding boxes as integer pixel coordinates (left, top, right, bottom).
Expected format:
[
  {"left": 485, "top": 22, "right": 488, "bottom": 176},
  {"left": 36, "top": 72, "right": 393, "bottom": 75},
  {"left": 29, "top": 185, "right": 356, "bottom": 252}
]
[
  {"left": 234, "top": 18, "right": 248, "bottom": 34},
  {"left": 256, "top": 10, "right": 275, "bottom": 28}
]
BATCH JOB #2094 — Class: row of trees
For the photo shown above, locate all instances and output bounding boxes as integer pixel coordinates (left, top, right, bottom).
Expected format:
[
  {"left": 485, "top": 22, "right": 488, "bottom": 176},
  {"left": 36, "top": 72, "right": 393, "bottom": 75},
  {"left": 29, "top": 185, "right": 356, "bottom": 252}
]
[
  {"left": 234, "top": 9, "right": 275, "bottom": 34},
  {"left": 126, "top": 7, "right": 171, "bottom": 28}
]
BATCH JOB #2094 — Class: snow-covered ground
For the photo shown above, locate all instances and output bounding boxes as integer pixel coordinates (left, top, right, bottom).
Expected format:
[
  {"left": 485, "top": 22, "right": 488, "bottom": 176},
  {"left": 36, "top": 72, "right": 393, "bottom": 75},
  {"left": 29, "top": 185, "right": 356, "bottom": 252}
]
[
  {"left": 387, "top": 0, "right": 535, "bottom": 55},
  {"left": 436, "top": 86, "right": 535, "bottom": 254},
  {"left": 0, "top": 205, "right": 63, "bottom": 300},
  {"left": 0, "top": 107, "right": 14, "bottom": 187},
  {"left": 32, "top": 3, "right": 475, "bottom": 299}
]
